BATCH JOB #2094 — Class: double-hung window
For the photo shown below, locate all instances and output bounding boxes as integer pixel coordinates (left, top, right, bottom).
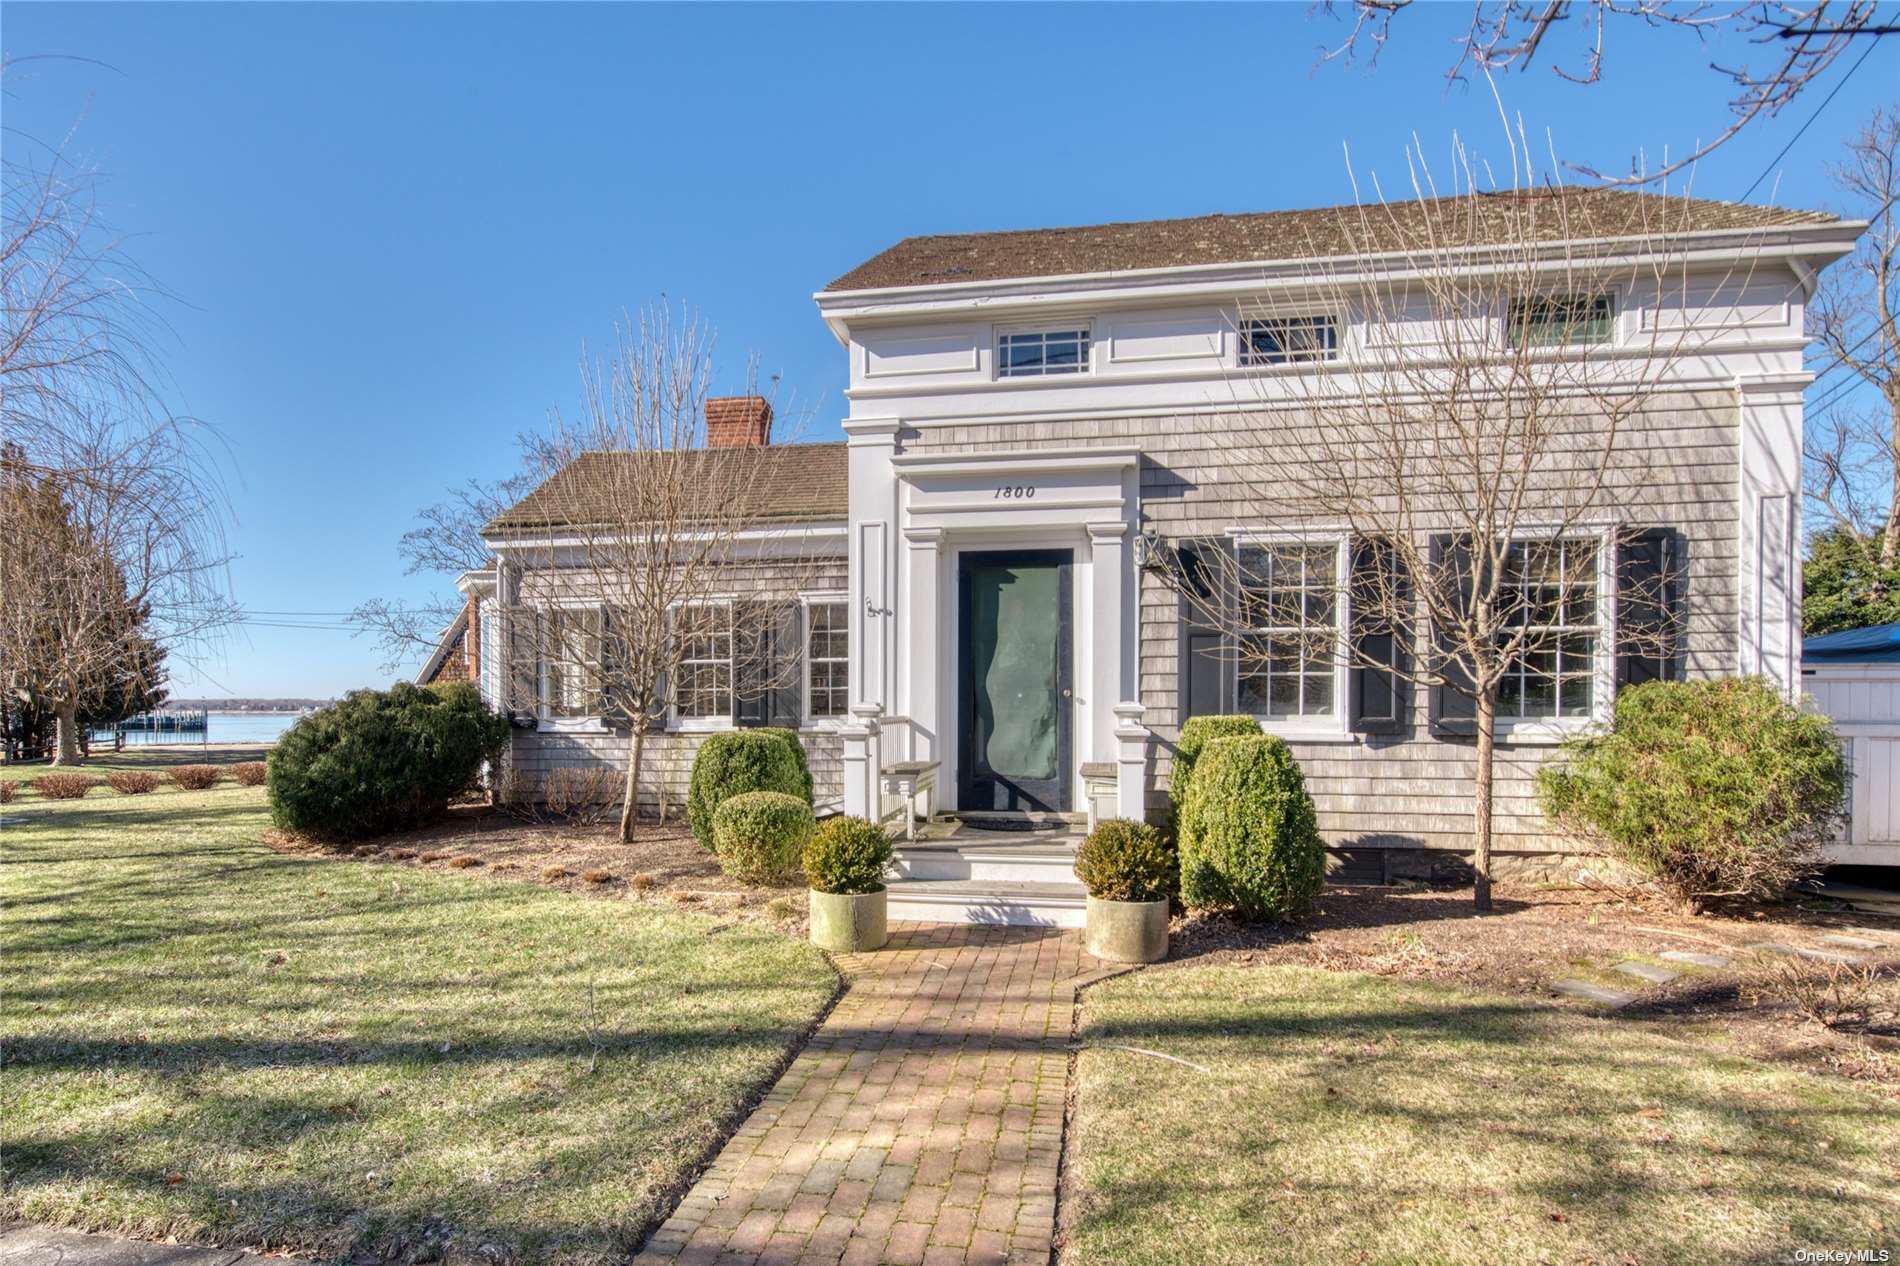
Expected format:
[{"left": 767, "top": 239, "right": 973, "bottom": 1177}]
[
  {"left": 541, "top": 607, "right": 603, "bottom": 720},
  {"left": 1496, "top": 536, "right": 1603, "bottom": 721},
  {"left": 1508, "top": 293, "right": 1613, "bottom": 347},
  {"left": 673, "top": 602, "right": 734, "bottom": 724},
  {"left": 997, "top": 327, "right": 1091, "bottom": 377},
  {"left": 805, "top": 599, "right": 849, "bottom": 721},
  {"left": 1239, "top": 314, "right": 1339, "bottom": 366},
  {"left": 1236, "top": 540, "right": 1347, "bottom": 729}
]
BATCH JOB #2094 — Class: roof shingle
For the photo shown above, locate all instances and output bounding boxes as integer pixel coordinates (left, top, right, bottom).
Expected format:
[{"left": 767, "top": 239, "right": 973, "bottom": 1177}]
[{"left": 823, "top": 190, "right": 1837, "bottom": 293}]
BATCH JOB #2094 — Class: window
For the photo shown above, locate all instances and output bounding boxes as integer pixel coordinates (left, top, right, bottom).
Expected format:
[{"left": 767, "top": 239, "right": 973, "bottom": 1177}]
[
  {"left": 805, "top": 601, "right": 849, "bottom": 720},
  {"left": 541, "top": 608, "right": 602, "bottom": 720},
  {"left": 997, "top": 327, "right": 1090, "bottom": 377},
  {"left": 1497, "top": 537, "right": 1600, "bottom": 720},
  {"left": 674, "top": 603, "right": 733, "bottom": 722},
  {"left": 1509, "top": 293, "right": 1613, "bottom": 347},
  {"left": 1239, "top": 314, "right": 1338, "bottom": 366},
  {"left": 1237, "top": 542, "right": 1343, "bottom": 721}
]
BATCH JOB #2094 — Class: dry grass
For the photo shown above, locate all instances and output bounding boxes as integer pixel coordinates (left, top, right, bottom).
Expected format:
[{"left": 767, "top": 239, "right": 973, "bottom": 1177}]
[
  {"left": 0, "top": 781, "right": 13, "bottom": 804},
  {"left": 1748, "top": 958, "right": 1897, "bottom": 1033},
  {"left": 446, "top": 855, "right": 482, "bottom": 869},
  {"left": 581, "top": 869, "right": 614, "bottom": 886},
  {"left": 1066, "top": 964, "right": 1900, "bottom": 1265},
  {"left": 542, "top": 865, "right": 571, "bottom": 881}
]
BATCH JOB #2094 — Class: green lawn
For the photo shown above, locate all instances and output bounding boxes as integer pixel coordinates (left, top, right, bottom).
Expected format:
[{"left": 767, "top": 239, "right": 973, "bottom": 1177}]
[
  {"left": 1, "top": 753, "right": 838, "bottom": 1264},
  {"left": 1068, "top": 964, "right": 1900, "bottom": 1266}
]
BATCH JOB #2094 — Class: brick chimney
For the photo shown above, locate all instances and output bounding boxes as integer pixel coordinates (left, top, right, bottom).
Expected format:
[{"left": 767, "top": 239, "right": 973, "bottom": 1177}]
[{"left": 705, "top": 395, "right": 773, "bottom": 448}]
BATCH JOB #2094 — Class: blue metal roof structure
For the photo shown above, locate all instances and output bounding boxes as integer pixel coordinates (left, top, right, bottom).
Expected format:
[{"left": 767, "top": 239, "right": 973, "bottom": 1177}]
[{"left": 1805, "top": 622, "right": 1900, "bottom": 664}]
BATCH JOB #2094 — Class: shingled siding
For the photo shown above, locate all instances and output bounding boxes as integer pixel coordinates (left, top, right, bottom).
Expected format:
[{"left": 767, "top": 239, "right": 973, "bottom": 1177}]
[
  {"left": 500, "top": 553, "right": 848, "bottom": 815},
  {"left": 903, "top": 388, "right": 1742, "bottom": 861}
]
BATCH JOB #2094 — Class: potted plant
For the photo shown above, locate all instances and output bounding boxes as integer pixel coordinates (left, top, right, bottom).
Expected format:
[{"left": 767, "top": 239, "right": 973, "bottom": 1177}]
[
  {"left": 1075, "top": 818, "right": 1175, "bottom": 964},
  {"left": 804, "top": 815, "right": 894, "bottom": 952}
]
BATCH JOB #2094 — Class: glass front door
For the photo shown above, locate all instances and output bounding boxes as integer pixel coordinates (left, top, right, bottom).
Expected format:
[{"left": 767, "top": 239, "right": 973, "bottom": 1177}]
[{"left": 957, "top": 550, "right": 1072, "bottom": 812}]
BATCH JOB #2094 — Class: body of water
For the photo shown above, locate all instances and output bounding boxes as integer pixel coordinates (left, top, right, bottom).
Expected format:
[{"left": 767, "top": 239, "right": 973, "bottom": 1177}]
[{"left": 103, "top": 711, "right": 304, "bottom": 746}]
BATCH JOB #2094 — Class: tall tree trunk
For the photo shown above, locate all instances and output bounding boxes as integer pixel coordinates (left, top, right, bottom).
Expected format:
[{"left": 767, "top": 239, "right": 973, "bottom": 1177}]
[
  {"left": 1472, "top": 690, "right": 1496, "bottom": 913},
  {"left": 1884, "top": 392, "right": 1900, "bottom": 570},
  {"left": 51, "top": 697, "right": 83, "bottom": 767},
  {"left": 619, "top": 724, "right": 647, "bottom": 843}
]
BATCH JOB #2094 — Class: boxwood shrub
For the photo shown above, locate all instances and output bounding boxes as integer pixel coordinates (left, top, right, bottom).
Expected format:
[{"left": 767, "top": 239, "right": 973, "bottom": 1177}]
[
  {"left": 713, "top": 790, "right": 816, "bottom": 885},
  {"left": 757, "top": 727, "right": 815, "bottom": 801},
  {"left": 687, "top": 730, "right": 809, "bottom": 852},
  {"left": 1170, "top": 715, "right": 1262, "bottom": 818},
  {"left": 1538, "top": 676, "right": 1847, "bottom": 910},
  {"left": 804, "top": 815, "right": 893, "bottom": 895},
  {"left": 1075, "top": 818, "right": 1176, "bottom": 903},
  {"left": 268, "top": 681, "right": 509, "bottom": 843},
  {"left": 1178, "top": 734, "right": 1324, "bottom": 919}
]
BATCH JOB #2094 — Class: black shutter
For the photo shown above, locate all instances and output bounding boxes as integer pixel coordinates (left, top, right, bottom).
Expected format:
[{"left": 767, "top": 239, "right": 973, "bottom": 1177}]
[
  {"left": 1177, "top": 540, "right": 1230, "bottom": 720},
  {"left": 734, "top": 600, "right": 770, "bottom": 727},
  {"left": 766, "top": 602, "right": 804, "bottom": 729},
  {"left": 1348, "top": 536, "right": 1409, "bottom": 736},
  {"left": 1618, "top": 528, "right": 1683, "bottom": 688},
  {"left": 1427, "top": 534, "right": 1479, "bottom": 738}
]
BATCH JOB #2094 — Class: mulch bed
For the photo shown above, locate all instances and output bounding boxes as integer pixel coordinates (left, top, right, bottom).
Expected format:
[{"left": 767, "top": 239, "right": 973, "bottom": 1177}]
[
  {"left": 1167, "top": 883, "right": 1900, "bottom": 1089},
  {"left": 265, "top": 804, "right": 810, "bottom": 934}
]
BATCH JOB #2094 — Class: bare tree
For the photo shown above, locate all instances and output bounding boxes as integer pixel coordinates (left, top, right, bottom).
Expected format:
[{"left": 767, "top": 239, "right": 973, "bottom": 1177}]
[
  {"left": 351, "top": 472, "right": 535, "bottom": 673},
  {"left": 1316, "top": 2, "right": 1892, "bottom": 182},
  {"left": 495, "top": 306, "right": 822, "bottom": 842},
  {"left": 1153, "top": 145, "right": 1736, "bottom": 910},
  {"left": 1804, "top": 102, "right": 1899, "bottom": 622}
]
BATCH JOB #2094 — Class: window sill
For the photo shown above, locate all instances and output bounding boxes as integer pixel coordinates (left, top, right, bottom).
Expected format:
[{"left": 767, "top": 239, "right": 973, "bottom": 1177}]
[
  {"left": 670, "top": 718, "right": 735, "bottom": 734},
  {"left": 536, "top": 717, "right": 612, "bottom": 735},
  {"left": 1494, "top": 718, "right": 1596, "bottom": 746},
  {"left": 1258, "top": 724, "right": 1361, "bottom": 746}
]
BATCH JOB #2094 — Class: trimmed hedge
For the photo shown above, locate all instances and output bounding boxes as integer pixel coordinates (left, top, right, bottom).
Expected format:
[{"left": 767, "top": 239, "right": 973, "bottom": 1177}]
[
  {"left": 267, "top": 681, "right": 509, "bottom": 843},
  {"left": 804, "top": 816, "right": 893, "bottom": 895},
  {"left": 1178, "top": 735, "right": 1324, "bottom": 919},
  {"left": 106, "top": 771, "right": 160, "bottom": 795},
  {"left": 232, "top": 761, "right": 268, "bottom": 787},
  {"left": 713, "top": 791, "right": 816, "bottom": 885},
  {"left": 33, "top": 773, "right": 96, "bottom": 800},
  {"left": 1538, "top": 677, "right": 1847, "bottom": 910},
  {"left": 757, "top": 728, "right": 815, "bottom": 801},
  {"left": 687, "top": 731, "right": 808, "bottom": 852},
  {"left": 1170, "top": 715, "right": 1262, "bottom": 818},
  {"left": 170, "top": 765, "right": 223, "bottom": 791},
  {"left": 1075, "top": 818, "right": 1176, "bottom": 904}
]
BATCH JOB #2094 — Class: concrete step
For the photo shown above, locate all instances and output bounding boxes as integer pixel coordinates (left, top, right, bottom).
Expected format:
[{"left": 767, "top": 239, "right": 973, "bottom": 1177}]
[
  {"left": 892, "top": 837, "right": 1081, "bottom": 884},
  {"left": 886, "top": 879, "right": 1088, "bottom": 928}
]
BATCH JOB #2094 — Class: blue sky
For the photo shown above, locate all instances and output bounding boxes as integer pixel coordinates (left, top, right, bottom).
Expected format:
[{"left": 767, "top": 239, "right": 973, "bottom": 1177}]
[{"left": 5, "top": 3, "right": 1896, "bottom": 698}]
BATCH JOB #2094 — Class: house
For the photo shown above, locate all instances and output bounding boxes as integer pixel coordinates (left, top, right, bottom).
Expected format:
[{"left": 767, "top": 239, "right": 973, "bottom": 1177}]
[
  {"left": 476, "top": 189, "right": 1862, "bottom": 917},
  {"left": 1804, "top": 622, "right": 1900, "bottom": 869},
  {"left": 415, "top": 599, "right": 477, "bottom": 686}
]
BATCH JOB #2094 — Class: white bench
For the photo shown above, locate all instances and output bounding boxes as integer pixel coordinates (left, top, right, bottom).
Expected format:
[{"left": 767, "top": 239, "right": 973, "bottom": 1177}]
[{"left": 880, "top": 759, "right": 940, "bottom": 841}]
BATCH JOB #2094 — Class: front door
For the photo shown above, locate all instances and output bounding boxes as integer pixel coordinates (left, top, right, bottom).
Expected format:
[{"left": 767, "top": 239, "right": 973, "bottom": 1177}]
[{"left": 957, "top": 550, "right": 1072, "bottom": 812}]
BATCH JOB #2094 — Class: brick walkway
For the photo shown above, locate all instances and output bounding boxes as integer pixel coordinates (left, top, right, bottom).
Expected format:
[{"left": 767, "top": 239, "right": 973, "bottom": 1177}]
[{"left": 635, "top": 925, "right": 1101, "bottom": 1266}]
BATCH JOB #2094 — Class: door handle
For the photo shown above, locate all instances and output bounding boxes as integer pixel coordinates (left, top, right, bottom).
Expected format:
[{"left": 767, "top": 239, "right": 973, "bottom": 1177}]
[{"left": 1061, "top": 689, "right": 1072, "bottom": 698}]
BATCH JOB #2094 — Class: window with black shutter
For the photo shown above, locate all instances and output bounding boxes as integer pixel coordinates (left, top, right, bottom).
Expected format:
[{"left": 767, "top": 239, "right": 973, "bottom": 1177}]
[
  {"left": 1348, "top": 536, "right": 1409, "bottom": 735},
  {"left": 1617, "top": 528, "right": 1684, "bottom": 687}
]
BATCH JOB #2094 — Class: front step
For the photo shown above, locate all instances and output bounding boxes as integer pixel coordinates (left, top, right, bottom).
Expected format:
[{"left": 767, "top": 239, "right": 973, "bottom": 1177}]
[
  {"left": 892, "top": 838, "right": 1081, "bottom": 884},
  {"left": 886, "top": 879, "right": 1088, "bottom": 928}
]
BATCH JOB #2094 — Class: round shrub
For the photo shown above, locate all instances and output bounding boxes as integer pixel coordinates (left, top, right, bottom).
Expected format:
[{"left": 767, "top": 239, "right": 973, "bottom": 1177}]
[
  {"left": 687, "top": 730, "right": 808, "bottom": 852},
  {"left": 757, "top": 727, "right": 815, "bottom": 801},
  {"left": 804, "top": 816, "right": 893, "bottom": 895},
  {"left": 106, "top": 771, "right": 160, "bottom": 795},
  {"left": 32, "top": 772, "right": 96, "bottom": 800},
  {"left": 170, "top": 764, "right": 223, "bottom": 791},
  {"left": 1537, "top": 677, "right": 1846, "bottom": 911},
  {"left": 713, "top": 791, "right": 816, "bottom": 885},
  {"left": 1075, "top": 818, "right": 1176, "bottom": 903},
  {"left": 232, "top": 761, "right": 268, "bottom": 787},
  {"left": 268, "top": 681, "right": 510, "bottom": 844},
  {"left": 1178, "top": 735, "right": 1325, "bottom": 919},
  {"left": 1170, "top": 715, "right": 1263, "bottom": 818}
]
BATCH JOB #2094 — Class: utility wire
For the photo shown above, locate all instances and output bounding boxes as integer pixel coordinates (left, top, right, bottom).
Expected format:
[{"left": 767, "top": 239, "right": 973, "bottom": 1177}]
[{"left": 1740, "top": 31, "right": 1882, "bottom": 202}]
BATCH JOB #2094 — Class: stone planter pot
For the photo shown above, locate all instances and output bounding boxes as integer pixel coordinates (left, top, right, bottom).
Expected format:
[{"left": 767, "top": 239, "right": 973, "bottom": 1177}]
[
  {"left": 809, "top": 887, "right": 888, "bottom": 953},
  {"left": 1084, "top": 895, "right": 1169, "bottom": 964}
]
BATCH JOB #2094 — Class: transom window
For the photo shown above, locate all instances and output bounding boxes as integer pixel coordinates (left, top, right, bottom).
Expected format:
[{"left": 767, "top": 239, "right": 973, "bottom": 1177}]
[
  {"left": 1497, "top": 537, "right": 1600, "bottom": 719},
  {"left": 674, "top": 603, "right": 733, "bottom": 721},
  {"left": 1239, "top": 314, "right": 1338, "bottom": 366},
  {"left": 542, "top": 608, "right": 602, "bottom": 719},
  {"left": 1508, "top": 293, "right": 1613, "bottom": 347},
  {"left": 997, "top": 327, "right": 1090, "bottom": 377},
  {"left": 1237, "top": 543, "right": 1341, "bottom": 720},
  {"left": 806, "top": 601, "right": 849, "bottom": 720}
]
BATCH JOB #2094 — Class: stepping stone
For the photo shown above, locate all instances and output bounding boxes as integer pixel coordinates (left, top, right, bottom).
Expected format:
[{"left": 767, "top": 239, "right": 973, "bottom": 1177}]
[
  {"left": 1822, "top": 933, "right": 1885, "bottom": 951},
  {"left": 1613, "top": 960, "right": 1680, "bottom": 984},
  {"left": 1747, "top": 942, "right": 1802, "bottom": 957},
  {"left": 1552, "top": 979, "right": 1638, "bottom": 1008},
  {"left": 1659, "top": 950, "right": 1732, "bottom": 969},
  {"left": 1750, "top": 941, "right": 1863, "bottom": 965}
]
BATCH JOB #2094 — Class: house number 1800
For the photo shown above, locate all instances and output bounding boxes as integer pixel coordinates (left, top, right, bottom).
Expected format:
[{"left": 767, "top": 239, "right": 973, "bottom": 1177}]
[{"left": 993, "top": 485, "right": 1037, "bottom": 500}]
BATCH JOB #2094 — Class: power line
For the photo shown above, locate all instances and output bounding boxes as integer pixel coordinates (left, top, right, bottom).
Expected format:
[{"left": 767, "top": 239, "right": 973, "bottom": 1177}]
[{"left": 1740, "top": 32, "right": 1881, "bottom": 202}]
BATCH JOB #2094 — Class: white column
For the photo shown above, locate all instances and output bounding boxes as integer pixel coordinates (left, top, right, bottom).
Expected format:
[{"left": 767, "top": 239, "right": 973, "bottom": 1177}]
[
  {"left": 841, "top": 703, "right": 882, "bottom": 822},
  {"left": 1113, "top": 702, "right": 1149, "bottom": 820},
  {"left": 845, "top": 418, "right": 900, "bottom": 716},
  {"left": 1736, "top": 373, "right": 1808, "bottom": 696},
  {"left": 1087, "top": 521, "right": 1130, "bottom": 767},
  {"left": 903, "top": 527, "right": 945, "bottom": 766}
]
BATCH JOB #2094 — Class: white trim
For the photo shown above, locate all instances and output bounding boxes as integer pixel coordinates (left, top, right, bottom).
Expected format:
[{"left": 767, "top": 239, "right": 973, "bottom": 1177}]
[
  {"left": 484, "top": 520, "right": 848, "bottom": 552},
  {"left": 534, "top": 602, "right": 609, "bottom": 731},
  {"left": 1226, "top": 533, "right": 1353, "bottom": 739},
  {"left": 993, "top": 319, "right": 1096, "bottom": 381},
  {"left": 668, "top": 598, "right": 736, "bottom": 730},
  {"left": 800, "top": 593, "right": 851, "bottom": 728},
  {"left": 1491, "top": 525, "right": 1617, "bottom": 739}
]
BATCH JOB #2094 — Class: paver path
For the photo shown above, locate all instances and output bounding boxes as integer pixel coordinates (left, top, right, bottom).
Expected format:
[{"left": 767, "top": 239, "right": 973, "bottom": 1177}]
[{"left": 635, "top": 924, "right": 1101, "bottom": 1266}]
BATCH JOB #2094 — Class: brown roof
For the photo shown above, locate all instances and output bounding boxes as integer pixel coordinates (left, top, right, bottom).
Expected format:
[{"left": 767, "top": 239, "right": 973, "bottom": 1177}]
[
  {"left": 486, "top": 442, "right": 847, "bottom": 534},
  {"left": 823, "top": 189, "right": 1837, "bottom": 292}
]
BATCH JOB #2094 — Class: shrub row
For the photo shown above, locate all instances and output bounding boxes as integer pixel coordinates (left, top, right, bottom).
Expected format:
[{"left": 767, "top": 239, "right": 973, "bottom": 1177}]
[{"left": 687, "top": 730, "right": 810, "bottom": 853}]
